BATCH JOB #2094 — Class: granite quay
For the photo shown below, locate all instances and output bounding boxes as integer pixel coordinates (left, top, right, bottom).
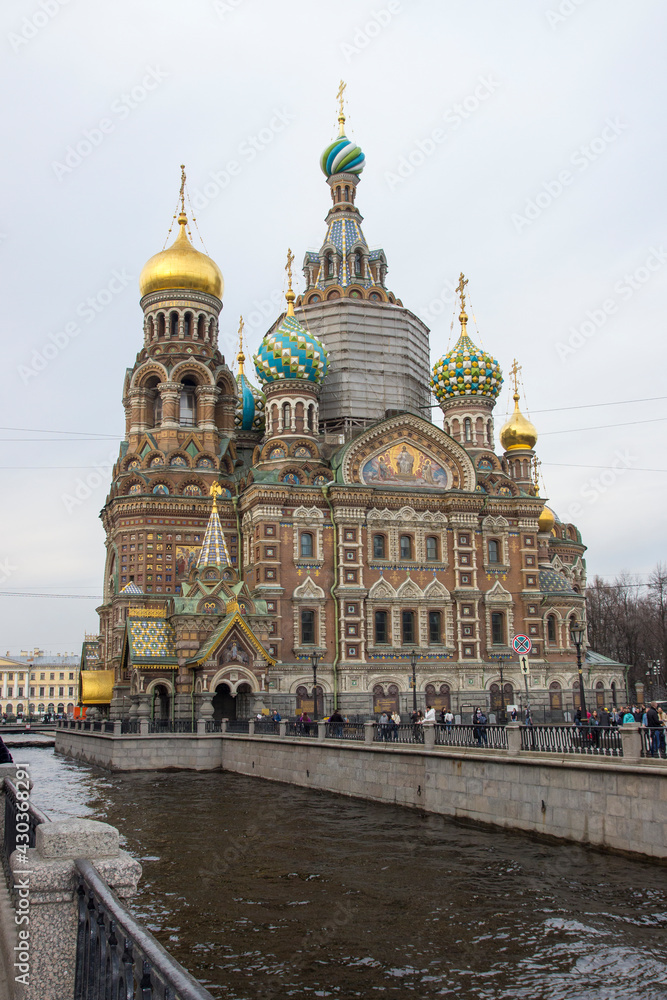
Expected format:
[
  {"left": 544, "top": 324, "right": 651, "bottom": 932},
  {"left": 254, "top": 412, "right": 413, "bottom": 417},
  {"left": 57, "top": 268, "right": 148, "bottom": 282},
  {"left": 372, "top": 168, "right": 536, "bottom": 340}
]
[
  {"left": 54, "top": 721, "right": 667, "bottom": 862},
  {"left": 0, "top": 766, "right": 213, "bottom": 1000}
]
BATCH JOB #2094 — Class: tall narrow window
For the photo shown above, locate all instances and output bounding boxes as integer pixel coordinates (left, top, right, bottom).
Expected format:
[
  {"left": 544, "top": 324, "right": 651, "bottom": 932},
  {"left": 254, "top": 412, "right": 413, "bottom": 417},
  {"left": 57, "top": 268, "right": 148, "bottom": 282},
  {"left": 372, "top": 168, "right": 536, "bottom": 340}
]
[
  {"left": 300, "top": 532, "right": 313, "bottom": 558},
  {"left": 183, "top": 312, "right": 192, "bottom": 337},
  {"left": 488, "top": 539, "right": 500, "bottom": 564},
  {"left": 301, "top": 609, "right": 315, "bottom": 645},
  {"left": 375, "top": 610, "right": 388, "bottom": 644},
  {"left": 547, "top": 615, "right": 557, "bottom": 644},
  {"left": 170, "top": 311, "right": 178, "bottom": 338},
  {"left": 179, "top": 384, "right": 196, "bottom": 426},
  {"left": 354, "top": 252, "right": 362, "bottom": 276},
  {"left": 307, "top": 404, "right": 315, "bottom": 432},
  {"left": 426, "top": 536, "right": 438, "bottom": 561},
  {"left": 491, "top": 612, "right": 505, "bottom": 645},
  {"left": 464, "top": 418, "right": 472, "bottom": 443},
  {"left": 197, "top": 315, "right": 205, "bottom": 339},
  {"left": 153, "top": 393, "right": 162, "bottom": 427},
  {"left": 282, "top": 402, "right": 291, "bottom": 432},
  {"left": 402, "top": 610, "right": 415, "bottom": 644},
  {"left": 373, "top": 534, "right": 386, "bottom": 559},
  {"left": 400, "top": 535, "right": 413, "bottom": 560},
  {"left": 428, "top": 611, "right": 441, "bottom": 644},
  {"left": 326, "top": 253, "right": 334, "bottom": 278}
]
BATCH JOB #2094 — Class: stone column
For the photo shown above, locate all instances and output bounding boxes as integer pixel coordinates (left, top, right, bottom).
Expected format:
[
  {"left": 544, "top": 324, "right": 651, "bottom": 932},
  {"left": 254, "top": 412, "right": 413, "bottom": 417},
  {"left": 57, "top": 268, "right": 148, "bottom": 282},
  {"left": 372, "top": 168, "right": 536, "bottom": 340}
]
[
  {"left": 317, "top": 721, "right": 326, "bottom": 742},
  {"left": 620, "top": 722, "right": 643, "bottom": 762},
  {"left": 10, "top": 819, "right": 141, "bottom": 1000},
  {"left": 128, "top": 388, "right": 150, "bottom": 435},
  {"left": 157, "top": 382, "right": 180, "bottom": 428},
  {"left": 506, "top": 722, "right": 522, "bottom": 755},
  {"left": 422, "top": 721, "right": 435, "bottom": 749},
  {"left": 364, "top": 721, "right": 375, "bottom": 745},
  {"left": 197, "top": 696, "right": 214, "bottom": 735},
  {"left": 137, "top": 698, "right": 150, "bottom": 737},
  {"left": 248, "top": 720, "right": 255, "bottom": 736},
  {"left": 195, "top": 386, "right": 220, "bottom": 432},
  {"left": 279, "top": 720, "right": 288, "bottom": 737}
]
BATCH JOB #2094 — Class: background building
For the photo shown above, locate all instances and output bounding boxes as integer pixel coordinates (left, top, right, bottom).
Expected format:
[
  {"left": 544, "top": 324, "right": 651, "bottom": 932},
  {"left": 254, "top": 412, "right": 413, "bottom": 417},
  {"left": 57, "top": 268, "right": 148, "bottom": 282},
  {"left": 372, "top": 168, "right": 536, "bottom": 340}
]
[
  {"left": 1, "top": 650, "right": 80, "bottom": 718},
  {"left": 81, "top": 106, "right": 625, "bottom": 721}
]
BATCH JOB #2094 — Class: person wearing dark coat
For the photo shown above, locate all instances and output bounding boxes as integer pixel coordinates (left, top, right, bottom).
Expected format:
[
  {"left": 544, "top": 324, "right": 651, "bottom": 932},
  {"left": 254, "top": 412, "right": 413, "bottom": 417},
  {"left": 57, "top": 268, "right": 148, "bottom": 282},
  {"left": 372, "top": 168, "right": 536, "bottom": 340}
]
[{"left": 646, "top": 702, "right": 662, "bottom": 756}]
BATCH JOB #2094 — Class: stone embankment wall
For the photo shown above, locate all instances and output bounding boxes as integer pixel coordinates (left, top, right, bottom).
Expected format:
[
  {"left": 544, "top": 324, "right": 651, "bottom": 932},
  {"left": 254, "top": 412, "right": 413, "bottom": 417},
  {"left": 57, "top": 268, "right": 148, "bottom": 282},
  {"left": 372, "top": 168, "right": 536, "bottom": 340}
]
[{"left": 55, "top": 730, "right": 667, "bottom": 861}]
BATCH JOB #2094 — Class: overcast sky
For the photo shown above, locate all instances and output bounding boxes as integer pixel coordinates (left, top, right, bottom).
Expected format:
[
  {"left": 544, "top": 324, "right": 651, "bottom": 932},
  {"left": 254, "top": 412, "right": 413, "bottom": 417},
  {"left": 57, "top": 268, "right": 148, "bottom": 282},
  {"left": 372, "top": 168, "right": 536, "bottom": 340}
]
[{"left": 1, "top": 0, "right": 665, "bottom": 653}]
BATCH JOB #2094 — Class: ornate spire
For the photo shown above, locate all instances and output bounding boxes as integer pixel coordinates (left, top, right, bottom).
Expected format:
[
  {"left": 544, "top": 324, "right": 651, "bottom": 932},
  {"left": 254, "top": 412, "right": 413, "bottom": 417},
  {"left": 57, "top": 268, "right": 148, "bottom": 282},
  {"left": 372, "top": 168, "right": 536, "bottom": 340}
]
[
  {"left": 499, "top": 359, "right": 538, "bottom": 452},
  {"left": 197, "top": 484, "right": 231, "bottom": 569},
  {"left": 457, "top": 272, "right": 469, "bottom": 334},
  {"left": 237, "top": 315, "right": 246, "bottom": 374},
  {"left": 337, "top": 79, "right": 347, "bottom": 136},
  {"left": 285, "top": 248, "right": 295, "bottom": 316}
]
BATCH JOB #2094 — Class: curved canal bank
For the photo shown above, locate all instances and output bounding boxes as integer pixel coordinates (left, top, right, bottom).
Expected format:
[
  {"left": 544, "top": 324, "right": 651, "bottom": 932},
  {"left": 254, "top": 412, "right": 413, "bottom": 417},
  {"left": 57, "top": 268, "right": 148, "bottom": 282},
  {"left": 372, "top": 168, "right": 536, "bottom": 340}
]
[{"left": 15, "top": 747, "right": 667, "bottom": 1000}]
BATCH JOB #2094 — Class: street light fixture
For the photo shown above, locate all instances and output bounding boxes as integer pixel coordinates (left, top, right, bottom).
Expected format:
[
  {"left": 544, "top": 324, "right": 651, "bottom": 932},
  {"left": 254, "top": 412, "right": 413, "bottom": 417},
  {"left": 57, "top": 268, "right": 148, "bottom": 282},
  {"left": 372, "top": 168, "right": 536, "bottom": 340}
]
[
  {"left": 646, "top": 659, "right": 662, "bottom": 698},
  {"left": 310, "top": 651, "right": 320, "bottom": 721},
  {"left": 410, "top": 648, "right": 419, "bottom": 714},
  {"left": 569, "top": 620, "right": 588, "bottom": 722}
]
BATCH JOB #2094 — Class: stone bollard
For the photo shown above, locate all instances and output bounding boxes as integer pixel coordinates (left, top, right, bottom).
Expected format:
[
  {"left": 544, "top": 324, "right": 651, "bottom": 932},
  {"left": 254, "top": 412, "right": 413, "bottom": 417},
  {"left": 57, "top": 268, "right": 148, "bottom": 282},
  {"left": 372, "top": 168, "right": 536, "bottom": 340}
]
[
  {"left": 422, "top": 721, "right": 435, "bottom": 749},
  {"left": 317, "top": 721, "right": 326, "bottom": 742},
  {"left": 364, "top": 721, "right": 375, "bottom": 745},
  {"left": 620, "top": 723, "right": 643, "bottom": 762},
  {"left": 279, "top": 720, "right": 287, "bottom": 737},
  {"left": 221, "top": 719, "right": 228, "bottom": 734},
  {"left": 139, "top": 718, "right": 149, "bottom": 737},
  {"left": 10, "top": 818, "right": 141, "bottom": 1000},
  {"left": 248, "top": 720, "right": 255, "bottom": 736},
  {"left": 196, "top": 718, "right": 206, "bottom": 735},
  {"left": 506, "top": 722, "right": 522, "bottom": 755},
  {"left": 113, "top": 720, "right": 122, "bottom": 736}
]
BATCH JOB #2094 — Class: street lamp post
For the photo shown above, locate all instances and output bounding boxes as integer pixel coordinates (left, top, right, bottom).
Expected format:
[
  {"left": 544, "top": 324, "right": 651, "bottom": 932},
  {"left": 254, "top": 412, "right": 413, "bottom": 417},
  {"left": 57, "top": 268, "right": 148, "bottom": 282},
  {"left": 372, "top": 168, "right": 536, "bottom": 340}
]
[
  {"left": 646, "top": 659, "right": 662, "bottom": 699},
  {"left": 410, "top": 649, "right": 419, "bottom": 715},
  {"left": 570, "top": 620, "right": 588, "bottom": 722},
  {"left": 310, "top": 651, "right": 320, "bottom": 721},
  {"left": 498, "top": 655, "right": 507, "bottom": 724}
]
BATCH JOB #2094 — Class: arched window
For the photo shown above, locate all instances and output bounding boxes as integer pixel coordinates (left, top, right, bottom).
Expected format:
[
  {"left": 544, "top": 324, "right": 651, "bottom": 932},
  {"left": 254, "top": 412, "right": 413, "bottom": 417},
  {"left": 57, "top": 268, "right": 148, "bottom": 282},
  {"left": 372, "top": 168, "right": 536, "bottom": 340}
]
[
  {"left": 282, "top": 402, "right": 291, "bottom": 432},
  {"left": 428, "top": 611, "right": 441, "bottom": 644},
  {"left": 488, "top": 539, "right": 500, "bottom": 564},
  {"left": 374, "top": 610, "right": 388, "bottom": 644},
  {"left": 301, "top": 609, "right": 315, "bottom": 645},
  {"left": 487, "top": 421, "right": 493, "bottom": 446},
  {"left": 402, "top": 610, "right": 415, "bottom": 644},
  {"left": 464, "top": 418, "right": 472, "bottom": 443},
  {"left": 183, "top": 312, "right": 192, "bottom": 337},
  {"left": 158, "top": 313, "right": 165, "bottom": 337},
  {"left": 326, "top": 253, "right": 334, "bottom": 278},
  {"left": 147, "top": 316, "right": 155, "bottom": 340},
  {"left": 153, "top": 392, "right": 162, "bottom": 427},
  {"left": 595, "top": 680, "right": 605, "bottom": 708},
  {"left": 270, "top": 404, "right": 278, "bottom": 435},
  {"left": 373, "top": 534, "right": 386, "bottom": 559},
  {"left": 300, "top": 532, "right": 313, "bottom": 558},
  {"left": 491, "top": 612, "right": 505, "bottom": 645},
  {"left": 426, "top": 536, "right": 439, "bottom": 561},
  {"left": 354, "top": 251, "right": 362, "bottom": 276},
  {"left": 547, "top": 615, "right": 557, "bottom": 644},
  {"left": 169, "top": 311, "right": 178, "bottom": 338},
  {"left": 307, "top": 404, "right": 315, "bottom": 432},
  {"left": 345, "top": 185, "right": 350, "bottom": 202},
  {"left": 179, "top": 381, "right": 197, "bottom": 426},
  {"left": 197, "top": 315, "right": 205, "bottom": 339},
  {"left": 399, "top": 535, "right": 413, "bottom": 560}
]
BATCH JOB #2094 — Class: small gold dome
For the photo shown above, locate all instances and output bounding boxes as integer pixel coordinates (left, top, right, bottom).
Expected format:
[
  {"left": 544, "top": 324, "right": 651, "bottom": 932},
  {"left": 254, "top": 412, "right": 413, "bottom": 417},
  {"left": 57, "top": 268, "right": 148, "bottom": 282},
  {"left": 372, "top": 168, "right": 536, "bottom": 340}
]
[
  {"left": 139, "top": 212, "right": 223, "bottom": 299},
  {"left": 499, "top": 393, "right": 538, "bottom": 451},
  {"left": 538, "top": 506, "right": 556, "bottom": 533}
]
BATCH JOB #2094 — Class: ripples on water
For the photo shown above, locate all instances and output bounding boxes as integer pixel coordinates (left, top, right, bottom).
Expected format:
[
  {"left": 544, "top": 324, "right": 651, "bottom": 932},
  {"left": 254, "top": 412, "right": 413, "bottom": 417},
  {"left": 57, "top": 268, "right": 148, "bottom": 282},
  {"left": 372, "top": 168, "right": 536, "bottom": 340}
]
[{"left": 14, "top": 746, "right": 667, "bottom": 999}]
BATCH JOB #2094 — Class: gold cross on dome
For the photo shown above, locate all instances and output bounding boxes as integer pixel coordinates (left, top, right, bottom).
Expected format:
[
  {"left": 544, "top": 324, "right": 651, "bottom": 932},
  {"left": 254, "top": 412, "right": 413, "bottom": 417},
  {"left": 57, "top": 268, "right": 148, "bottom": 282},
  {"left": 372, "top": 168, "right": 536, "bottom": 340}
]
[
  {"left": 510, "top": 358, "right": 522, "bottom": 395},
  {"left": 456, "top": 272, "right": 468, "bottom": 311},
  {"left": 179, "top": 164, "right": 186, "bottom": 215},
  {"left": 337, "top": 80, "right": 347, "bottom": 135},
  {"left": 285, "top": 248, "right": 295, "bottom": 292}
]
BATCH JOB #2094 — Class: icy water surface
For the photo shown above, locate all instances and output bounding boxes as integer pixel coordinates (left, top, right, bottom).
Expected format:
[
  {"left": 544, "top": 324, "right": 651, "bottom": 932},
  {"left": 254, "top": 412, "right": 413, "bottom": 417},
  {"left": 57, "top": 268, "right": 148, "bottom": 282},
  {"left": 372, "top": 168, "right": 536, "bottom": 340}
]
[{"left": 16, "top": 747, "right": 667, "bottom": 999}]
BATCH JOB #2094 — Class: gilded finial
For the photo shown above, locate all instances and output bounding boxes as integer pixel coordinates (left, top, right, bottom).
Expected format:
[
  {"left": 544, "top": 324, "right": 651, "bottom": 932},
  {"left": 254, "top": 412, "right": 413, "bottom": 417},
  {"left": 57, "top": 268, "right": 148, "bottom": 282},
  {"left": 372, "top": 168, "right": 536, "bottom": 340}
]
[
  {"left": 510, "top": 358, "right": 522, "bottom": 401},
  {"left": 285, "top": 248, "right": 296, "bottom": 316},
  {"left": 237, "top": 315, "right": 245, "bottom": 373},
  {"left": 457, "top": 272, "right": 469, "bottom": 330},
  {"left": 209, "top": 481, "right": 223, "bottom": 510},
  {"left": 532, "top": 455, "right": 541, "bottom": 496},
  {"left": 178, "top": 164, "right": 187, "bottom": 226},
  {"left": 336, "top": 79, "right": 347, "bottom": 136}
]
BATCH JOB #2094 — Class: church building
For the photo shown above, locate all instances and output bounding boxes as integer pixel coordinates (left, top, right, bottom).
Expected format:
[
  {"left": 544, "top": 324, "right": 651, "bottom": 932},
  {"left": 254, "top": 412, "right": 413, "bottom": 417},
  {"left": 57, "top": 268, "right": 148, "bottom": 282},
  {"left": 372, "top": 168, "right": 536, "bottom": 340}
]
[{"left": 83, "top": 94, "right": 626, "bottom": 722}]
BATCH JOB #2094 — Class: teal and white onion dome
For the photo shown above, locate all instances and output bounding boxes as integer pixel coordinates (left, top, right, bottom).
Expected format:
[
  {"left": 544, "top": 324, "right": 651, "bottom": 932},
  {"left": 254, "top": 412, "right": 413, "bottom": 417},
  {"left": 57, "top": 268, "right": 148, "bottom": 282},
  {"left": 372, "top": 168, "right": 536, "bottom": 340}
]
[
  {"left": 320, "top": 135, "right": 365, "bottom": 177},
  {"left": 431, "top": 276, "right": 502, "bottom": 403},
  {"left": 234, "top": 337, "right": 266, "bottom": 432},
  {"left": 254, "top": 287, "right": 328, "bottom": 385}
]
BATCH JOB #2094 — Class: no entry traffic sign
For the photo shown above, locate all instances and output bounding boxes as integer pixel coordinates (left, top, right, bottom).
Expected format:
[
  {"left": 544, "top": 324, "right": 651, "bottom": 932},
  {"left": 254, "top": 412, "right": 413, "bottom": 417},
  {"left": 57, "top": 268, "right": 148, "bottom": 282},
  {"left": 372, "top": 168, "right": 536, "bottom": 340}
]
[{"left": 512, "top": 634, "right": 532, "bottom": 654}]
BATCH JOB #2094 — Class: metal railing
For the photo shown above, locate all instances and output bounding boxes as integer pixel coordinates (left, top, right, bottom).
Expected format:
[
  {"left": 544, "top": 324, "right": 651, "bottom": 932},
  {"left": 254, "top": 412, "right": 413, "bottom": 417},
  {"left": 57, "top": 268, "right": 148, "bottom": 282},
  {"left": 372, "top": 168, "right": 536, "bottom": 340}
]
[
  {"left": 205, "top": 720, "right": 223, "bottom": 734},
  {"left": 3, "top": 777, "right": 48, "bottom": 857},
  {"left": 325, "top": 721, "right": 365, "bottom": 741},
  {"left": 148, "top": 720, "right": 195, "bottom": 735},
  {"left": 375, "top": 723, "right": 425, "bottom": 744},
  {"left": 74, "top": 858, "right": 214, "bottom": 999},
  {"left": 640, "top": 726, "right": 667, "bottom": 758},
  {"left": 226, "top": 720, "right": 250, "bottom": 734},
  {"left": 121, "top": 719, "right": 140, "bottom": 734},
  {"left": 435, "top": 724, "right": 509, "bottom": 749},
  {"left": 521, "top": 724, "right": 623, "bottom": 756},
  {"left": 285, "top": 720, "right": 317, "bottom": 738},
  {"left": 253, "top": 720, "right": 279, "bottom": 735}
]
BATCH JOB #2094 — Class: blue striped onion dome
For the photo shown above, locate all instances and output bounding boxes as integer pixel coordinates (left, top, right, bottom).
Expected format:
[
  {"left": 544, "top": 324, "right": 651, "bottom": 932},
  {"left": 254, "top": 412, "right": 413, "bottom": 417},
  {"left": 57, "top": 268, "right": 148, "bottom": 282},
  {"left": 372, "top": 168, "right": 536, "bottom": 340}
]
[
  {"left": 235, "top": 369, "right": 265, "bottom": 432},
  {"left": 320, "top": 135, "right": 365, "bottom": 177},
  {"left": 254, "top": 312, "right": 328, "bottom": 385},
  {"left": 431, "top": 332, "right": 503, "bottom": 403}
]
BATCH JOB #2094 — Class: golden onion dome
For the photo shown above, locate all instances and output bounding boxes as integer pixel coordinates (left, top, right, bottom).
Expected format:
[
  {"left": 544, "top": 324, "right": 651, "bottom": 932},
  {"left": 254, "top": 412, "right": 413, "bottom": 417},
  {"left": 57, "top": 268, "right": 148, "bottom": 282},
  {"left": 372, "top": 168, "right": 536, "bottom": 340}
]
[
  {"left": 538, "top": 506, "right": 556, "bottom": 533},
  {"left": 499, "top": 392, "right": 538, "bottom": 451},
  {"left": 139, "top": 212, "right": 223, "bottom": 299}
]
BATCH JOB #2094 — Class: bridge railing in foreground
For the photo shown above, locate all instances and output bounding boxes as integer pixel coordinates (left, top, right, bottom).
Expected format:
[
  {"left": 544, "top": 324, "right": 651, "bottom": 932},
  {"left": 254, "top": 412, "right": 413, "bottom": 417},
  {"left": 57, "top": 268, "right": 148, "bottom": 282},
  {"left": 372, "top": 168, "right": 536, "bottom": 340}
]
[
  {"left": 0, "top": 772, "right": 215, "bottom": 1000},
  {"left": 521, "top": 724, "right": 623, "bottom": 756}
]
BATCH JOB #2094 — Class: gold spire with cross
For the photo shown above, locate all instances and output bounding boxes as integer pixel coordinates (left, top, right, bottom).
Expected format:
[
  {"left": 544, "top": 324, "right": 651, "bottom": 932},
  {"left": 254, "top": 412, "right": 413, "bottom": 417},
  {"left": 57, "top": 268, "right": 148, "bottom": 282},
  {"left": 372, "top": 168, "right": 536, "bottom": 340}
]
[
  {"left": 209, "top": 481, "right": 223, "bottom": 511},
  {"left": 285, "top": 247, "right": 296, "bottom": 316},
  {"left": 337, "top": 79, "right": 347, "bottom": 136},
  {"left": 177, "top": 163, "right": 188, "bottom": 226},
  {"left": 457, "top": 272, "right": 469, "bottom": 332},
  {"left": 237, "top": 315, "right": 245, "bottom": 374},
  {"left": 509, "top": 358, "right": 522, "bottom": 400}
]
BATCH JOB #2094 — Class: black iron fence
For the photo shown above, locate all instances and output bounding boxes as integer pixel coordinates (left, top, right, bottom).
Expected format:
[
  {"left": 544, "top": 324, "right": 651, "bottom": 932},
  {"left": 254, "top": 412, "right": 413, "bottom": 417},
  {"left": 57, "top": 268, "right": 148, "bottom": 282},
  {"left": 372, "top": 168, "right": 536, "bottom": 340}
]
[
  {"left": 148, "top": 720, "right": 195, "bottom": 735},
  {"left": 226, "top": 720, "right": 250, "bottom": 734},
  {"left": 435, "top": 723, "right": 509, "bottom": 749},
  {"left": 325, "top": 721, "right": 366, "bottom": 741},
  {"left": 253, "top": 720, "right": 279, "bottom": 735},
  {"left": 3, "top": 778, "right": 48, "bottom": 857},
  {"left": 640, "top": 726, "right": 667, "bottom": 758},
  {"left": 521, "top": 724, "right": 623, "bottom": 756},
  {"left": 286, "top": 720, "right": 317, "bottom": 738}
]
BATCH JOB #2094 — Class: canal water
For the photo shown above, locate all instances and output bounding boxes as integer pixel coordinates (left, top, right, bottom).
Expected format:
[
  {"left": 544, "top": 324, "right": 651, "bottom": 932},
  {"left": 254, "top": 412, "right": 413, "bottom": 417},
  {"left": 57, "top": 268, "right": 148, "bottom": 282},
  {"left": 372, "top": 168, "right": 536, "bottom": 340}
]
[{"left": 14, "top": 746, "right": 667, "bottom": 999}]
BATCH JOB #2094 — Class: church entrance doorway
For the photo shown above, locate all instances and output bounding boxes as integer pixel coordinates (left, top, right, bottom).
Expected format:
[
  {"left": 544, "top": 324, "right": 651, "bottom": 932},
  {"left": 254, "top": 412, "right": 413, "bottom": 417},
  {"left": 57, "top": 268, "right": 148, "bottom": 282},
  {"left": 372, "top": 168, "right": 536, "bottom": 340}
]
[
  {"left": 212, "top": 683, "right": 236, "bottom": 721},
  {"left": 151, "top": 685, "right": 171, "bottom": 720}
]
